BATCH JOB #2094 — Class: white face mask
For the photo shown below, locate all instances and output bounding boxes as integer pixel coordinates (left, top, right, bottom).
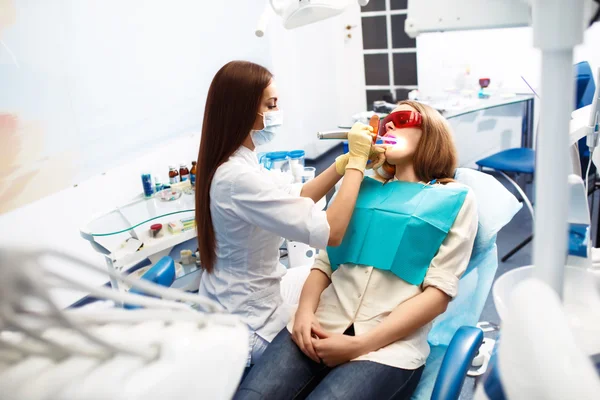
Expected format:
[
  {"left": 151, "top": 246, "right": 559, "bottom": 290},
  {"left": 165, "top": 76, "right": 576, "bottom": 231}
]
[{"left": 251, "top": 110, "right": 283, "bottom": 147}]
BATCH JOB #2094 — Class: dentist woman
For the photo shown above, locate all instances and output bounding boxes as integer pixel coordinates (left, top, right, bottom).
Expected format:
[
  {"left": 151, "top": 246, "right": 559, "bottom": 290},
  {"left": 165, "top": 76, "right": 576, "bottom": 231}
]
[{"left": 195, "top": 61, "right": 379, "bottom": 367}]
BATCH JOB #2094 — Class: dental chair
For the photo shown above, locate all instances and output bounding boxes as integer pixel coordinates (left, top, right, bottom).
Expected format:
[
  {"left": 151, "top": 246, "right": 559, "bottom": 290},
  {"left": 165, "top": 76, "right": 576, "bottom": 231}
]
[
  {"left": 410, "top": 167, "right": 522, "bottom": 400},
  {"left": 422, "top": 172, "right": 600, "bottom": 399},
  {"left": 328, "top": 168, "right": 522, "bottom": 399},
  {"left": 453, "top": 174, "right": 600, "bottom": 399}
]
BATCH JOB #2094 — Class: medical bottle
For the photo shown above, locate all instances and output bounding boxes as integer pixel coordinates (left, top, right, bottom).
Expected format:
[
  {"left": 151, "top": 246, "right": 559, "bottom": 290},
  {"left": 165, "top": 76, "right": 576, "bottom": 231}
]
[
  {"left": 190, "top": 161, "right": 197, "bottom": 185},
  {"left": 168, "top": 166, "right": 180, "bottom": 184},
  {"left": 154, "top": 176, "right": 164, "bottom": 192},
  {"left": 179, "top": 164, "right": 190, "bottom": 182},
  {"left": 140, "top": 172, "right": 154, "bottom": 198}
]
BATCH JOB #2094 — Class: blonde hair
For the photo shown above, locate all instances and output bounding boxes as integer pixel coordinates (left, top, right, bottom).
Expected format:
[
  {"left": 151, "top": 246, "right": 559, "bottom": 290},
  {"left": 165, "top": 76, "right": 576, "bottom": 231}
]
[{"left": 397, "top": 100, "right": 457, "bottom": 184}]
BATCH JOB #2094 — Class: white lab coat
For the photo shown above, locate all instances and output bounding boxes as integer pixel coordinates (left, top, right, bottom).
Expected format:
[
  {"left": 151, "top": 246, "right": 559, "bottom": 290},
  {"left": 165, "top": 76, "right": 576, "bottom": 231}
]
[{"left": 198, "top": 146, "right": 330, "bottom": 342}]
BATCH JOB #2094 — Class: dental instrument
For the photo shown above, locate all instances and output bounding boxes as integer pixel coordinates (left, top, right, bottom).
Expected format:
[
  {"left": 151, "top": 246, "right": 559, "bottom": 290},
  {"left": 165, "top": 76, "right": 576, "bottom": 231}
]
[
  {"left": 317, "top": 110, "right": 422, "bottom": 142},
  {"left": 317, "top": 131, "right": 397, "bottom": 144},
  {"left": 319, "top": 110, "right": 423, "bottom": 180},
  {"left": 318, "top": 114, "right": 381, "bottom": 141},
  {"left": 0, "top": 247, "right": 248, "bottom": 399}
]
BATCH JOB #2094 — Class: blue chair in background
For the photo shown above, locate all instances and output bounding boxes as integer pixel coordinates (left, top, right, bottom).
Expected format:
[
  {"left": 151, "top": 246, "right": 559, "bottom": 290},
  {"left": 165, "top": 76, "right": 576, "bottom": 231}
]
[
  {"left": 574, "top": 61, "right": 597, "bottom": 177},
  {"left": 475, "top": 61, "right": 597, "bottom": 262},
  {"left": 124, "top": 256, "right": 177, "bottom": 309}
]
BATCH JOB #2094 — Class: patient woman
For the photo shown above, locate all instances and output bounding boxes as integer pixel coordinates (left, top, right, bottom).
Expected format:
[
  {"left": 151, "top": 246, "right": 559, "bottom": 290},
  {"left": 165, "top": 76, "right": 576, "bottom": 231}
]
[{"left": 234, "top": 100, "right": 478, "bottom": 400}]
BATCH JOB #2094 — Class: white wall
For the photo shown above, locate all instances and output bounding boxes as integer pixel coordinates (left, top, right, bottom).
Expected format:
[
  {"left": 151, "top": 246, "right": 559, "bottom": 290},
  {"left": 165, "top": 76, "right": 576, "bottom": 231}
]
[
  {"left": 0, "top": 0, "right": 271, "bottom": 215},
  {"left": 416, "top": 23, "right": 600, "bottom": 97},
  {"left": 575, "top": 22, "right": 600, "bottom": 79},
  {"left": 416, "top": 22, "right": 600, "bottom": 161},
  {"left": 256, "top": 4, "right": 366, "bottom": 158},
  {"left": 258, "top": 19, "right": 341, "bottom": 154}
]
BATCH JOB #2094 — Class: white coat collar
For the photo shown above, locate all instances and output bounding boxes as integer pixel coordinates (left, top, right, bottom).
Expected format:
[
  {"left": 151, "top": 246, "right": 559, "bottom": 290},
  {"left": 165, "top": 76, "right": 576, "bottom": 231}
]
[{"left": 233, "top": 145, "right": 260, "bottom": 167}]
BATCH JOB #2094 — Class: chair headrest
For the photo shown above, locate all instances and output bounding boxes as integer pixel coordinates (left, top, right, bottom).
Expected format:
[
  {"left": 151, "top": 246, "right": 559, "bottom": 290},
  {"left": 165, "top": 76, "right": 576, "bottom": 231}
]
[{"left": 454, "top": 168, "right": 522, "bottom": 256}]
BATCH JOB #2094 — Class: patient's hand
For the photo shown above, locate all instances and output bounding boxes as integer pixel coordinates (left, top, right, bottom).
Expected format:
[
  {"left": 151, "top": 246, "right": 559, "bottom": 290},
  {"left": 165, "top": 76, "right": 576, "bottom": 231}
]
[
  {"left": 311, "top": 327, "right": 365, "bottom": 367},
  {"left": 365, "top": 145, "right": 387, "bottom": 171},
  {"left": 292, "top": 309, "right": 324, "bottom": 363}
]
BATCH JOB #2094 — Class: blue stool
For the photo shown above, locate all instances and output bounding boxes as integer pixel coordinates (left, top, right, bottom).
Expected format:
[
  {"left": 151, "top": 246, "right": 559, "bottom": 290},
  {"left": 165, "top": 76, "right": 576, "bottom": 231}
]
[{"left": 476, "top": 61, "right": 596, "bottom": 262}]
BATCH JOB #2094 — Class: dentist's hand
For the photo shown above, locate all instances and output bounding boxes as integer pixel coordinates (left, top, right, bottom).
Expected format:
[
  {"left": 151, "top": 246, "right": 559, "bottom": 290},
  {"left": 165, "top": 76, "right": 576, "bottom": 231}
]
[
  {"left": 335, "top": 145, "right": 387, "bottom": 175},
  {"left": 339, "top": 122, "right": 374, "bottom": 174}
]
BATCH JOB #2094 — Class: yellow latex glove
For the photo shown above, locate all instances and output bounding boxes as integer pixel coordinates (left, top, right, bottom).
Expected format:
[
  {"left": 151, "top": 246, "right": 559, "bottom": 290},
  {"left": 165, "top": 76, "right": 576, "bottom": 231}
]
[
  {"left": 334, "top": 122, "right": 374, "bottom": 175},
  {"left": 335, "top": 145, "right": 386, "bottom": 175}
]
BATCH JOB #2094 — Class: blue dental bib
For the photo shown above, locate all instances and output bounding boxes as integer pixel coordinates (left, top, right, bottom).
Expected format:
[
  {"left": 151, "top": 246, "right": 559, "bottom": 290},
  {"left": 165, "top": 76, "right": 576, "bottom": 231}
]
[{"left": 327, "top": 177, "right": 468, "bottom": 285}]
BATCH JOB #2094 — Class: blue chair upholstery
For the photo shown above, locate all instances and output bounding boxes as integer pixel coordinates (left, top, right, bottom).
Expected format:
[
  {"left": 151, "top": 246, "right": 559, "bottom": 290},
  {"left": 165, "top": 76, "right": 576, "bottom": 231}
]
[
  {"left": 575, "top": 61, "right": 596, "bottom": 110},
  {"left": 431, "top": 326, "right": 484, "bottom": 400},
  {"left": 124, "top": 256, "right": 177, "bottom": 309},
  {"left": 476, "top": 148, "right": 535, "bottom": 174},
  {"left": 411, "top": 244, "right": 499, "bottom": 400}
]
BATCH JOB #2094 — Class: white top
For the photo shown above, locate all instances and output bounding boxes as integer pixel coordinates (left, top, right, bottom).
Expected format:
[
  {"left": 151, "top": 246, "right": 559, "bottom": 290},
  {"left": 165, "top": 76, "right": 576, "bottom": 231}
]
[
  {"left": 288, "top": 183, "right": 478, "bottom": 369},
  {"left": 199, "top": 146, "right": 330, "bottom": 342}
]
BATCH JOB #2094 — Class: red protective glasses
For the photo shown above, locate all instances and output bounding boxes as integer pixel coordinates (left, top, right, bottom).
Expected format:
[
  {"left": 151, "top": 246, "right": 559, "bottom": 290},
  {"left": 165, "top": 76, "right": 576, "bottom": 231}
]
[{"left": 381, "top": 110, "right": 422, "bottom": 133}]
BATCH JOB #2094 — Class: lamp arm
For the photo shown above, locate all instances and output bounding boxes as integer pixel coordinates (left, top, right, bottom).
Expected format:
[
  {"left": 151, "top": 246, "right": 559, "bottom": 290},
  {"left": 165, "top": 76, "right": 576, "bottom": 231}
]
[{"left": 270, "top": 0, "right": 286, "bottom": 14}]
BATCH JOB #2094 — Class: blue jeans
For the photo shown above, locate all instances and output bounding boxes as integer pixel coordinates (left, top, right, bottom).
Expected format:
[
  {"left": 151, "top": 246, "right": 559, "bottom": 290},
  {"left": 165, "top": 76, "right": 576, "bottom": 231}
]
[{"left": 235, "top": 329, "right": 424, "bottom": 400}]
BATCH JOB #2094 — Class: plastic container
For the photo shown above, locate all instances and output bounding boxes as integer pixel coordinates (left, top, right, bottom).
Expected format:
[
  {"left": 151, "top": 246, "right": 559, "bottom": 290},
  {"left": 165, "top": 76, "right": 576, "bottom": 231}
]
[
  {"left": 263, "top": 151, "right": 289, "bottom": 171},
  {"left": 301, "top": 167, "right": 316, "bottom": 183},
  {"left": 287, "top": 150, "right": 306, "bottom": 182},
  {"left": 154, "top": 176, "right": 164, "bottom": 193},
  {"left": 288, "top": 150, "right": 305, "bottom": 166},
  {"left": 150, "top": 223, "right": 164, "bottom": 238},
  {"left": 141, "top": 173, "right": 154, "bottom": 198}
]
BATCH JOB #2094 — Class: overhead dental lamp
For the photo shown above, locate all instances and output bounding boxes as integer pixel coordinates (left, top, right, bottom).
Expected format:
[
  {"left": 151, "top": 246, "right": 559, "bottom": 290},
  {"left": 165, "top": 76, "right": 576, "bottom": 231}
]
[{"left": 256, "top": 0, "right": 370, "bottom": 36}]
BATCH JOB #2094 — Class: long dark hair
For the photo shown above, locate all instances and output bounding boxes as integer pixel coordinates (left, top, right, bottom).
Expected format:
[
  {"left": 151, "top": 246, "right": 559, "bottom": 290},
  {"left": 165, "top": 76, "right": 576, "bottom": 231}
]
[{"left": 196, "top": 61, "right": 273, "bottom": 273}]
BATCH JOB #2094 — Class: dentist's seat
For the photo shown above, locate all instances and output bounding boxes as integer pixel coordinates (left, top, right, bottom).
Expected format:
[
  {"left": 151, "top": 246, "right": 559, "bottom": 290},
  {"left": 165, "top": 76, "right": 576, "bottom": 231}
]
[{"left": 410, "top": 168, "right": 522, "bottom": 400}]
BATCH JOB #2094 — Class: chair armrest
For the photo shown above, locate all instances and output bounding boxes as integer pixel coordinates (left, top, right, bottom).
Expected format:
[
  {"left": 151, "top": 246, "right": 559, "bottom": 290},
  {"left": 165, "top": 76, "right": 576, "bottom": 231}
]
[{"left": 431, "top": 326, "right": 484, "bottom": 400}]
